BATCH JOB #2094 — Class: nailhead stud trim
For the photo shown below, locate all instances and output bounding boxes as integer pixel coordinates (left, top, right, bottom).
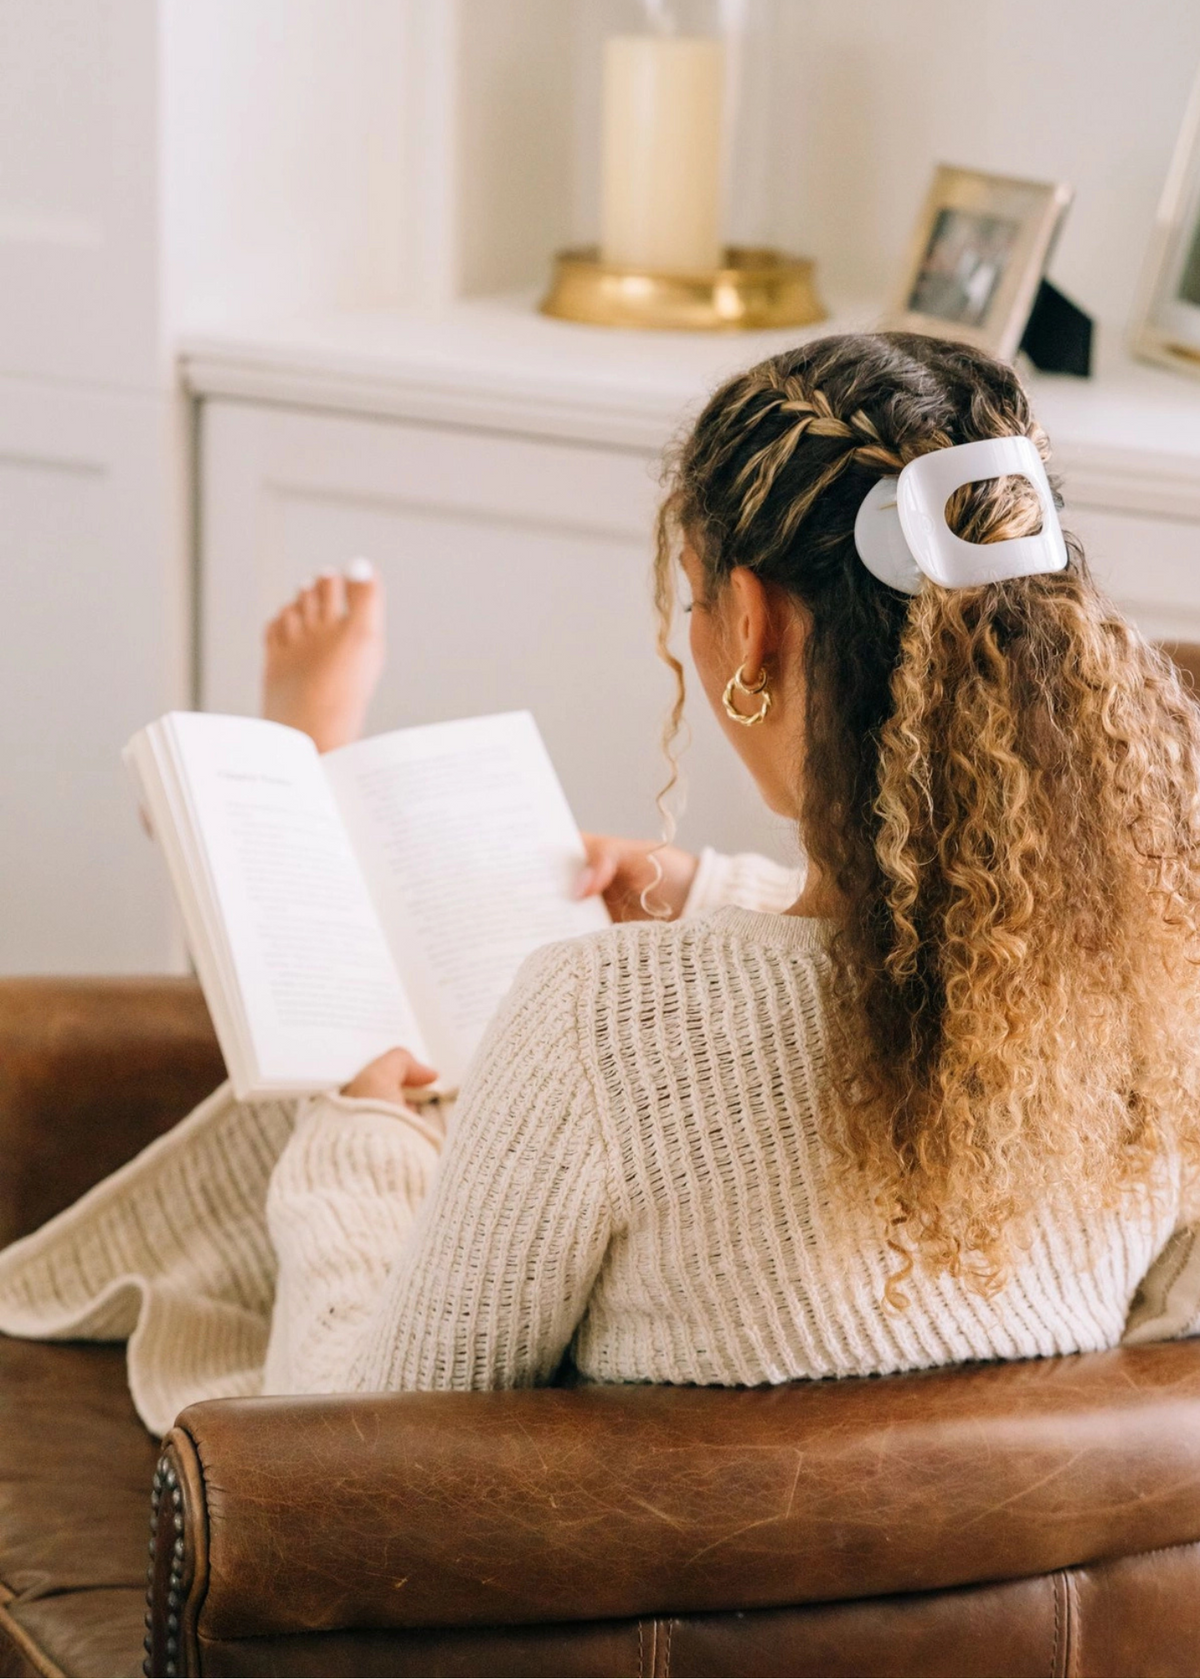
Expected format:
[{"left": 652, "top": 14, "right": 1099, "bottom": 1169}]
[{"left": 143, "top": 1455, "right": 187, "bottom": 1679}]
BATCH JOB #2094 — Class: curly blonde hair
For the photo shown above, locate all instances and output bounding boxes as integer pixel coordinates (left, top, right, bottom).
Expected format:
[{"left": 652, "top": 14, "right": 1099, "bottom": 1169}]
[{"left": 656, "top": 332, "right": 1200, "bottom": 1290}]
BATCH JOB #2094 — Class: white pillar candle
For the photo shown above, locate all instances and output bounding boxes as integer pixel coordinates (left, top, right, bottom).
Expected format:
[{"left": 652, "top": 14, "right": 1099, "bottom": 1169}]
[{"left": 600, "top": 33, "right": 726, "bottom": 273}]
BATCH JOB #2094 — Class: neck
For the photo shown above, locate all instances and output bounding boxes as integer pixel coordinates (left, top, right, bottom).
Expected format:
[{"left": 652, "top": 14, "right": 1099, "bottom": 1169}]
[{"left": 788, "top": 859, "right": 843, "bottom": 920}]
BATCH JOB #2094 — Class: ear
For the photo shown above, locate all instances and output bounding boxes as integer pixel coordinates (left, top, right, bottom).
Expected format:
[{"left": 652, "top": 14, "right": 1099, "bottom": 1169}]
[{"left": 725, "top": 566, "right": 796, "bottom": 676}]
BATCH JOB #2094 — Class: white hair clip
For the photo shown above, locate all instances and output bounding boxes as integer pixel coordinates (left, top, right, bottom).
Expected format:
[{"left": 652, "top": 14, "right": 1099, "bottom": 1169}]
[{"left": 853, "top": 435, "right": 1068, "bottom": 594}]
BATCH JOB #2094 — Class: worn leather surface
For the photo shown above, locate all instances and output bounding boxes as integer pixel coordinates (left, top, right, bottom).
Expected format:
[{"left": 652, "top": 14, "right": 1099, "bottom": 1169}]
[
  {"left": 177, "top": 1341, "right": 1200, "bottom": 1641},
  {"left": 0, "top": 977, "right": 225, "bottom": 1246},
  {"left": 1068, "top": 1543, "right": 1200, "bottom": 1677},
  {"left": 177, "top": 1550, "right": 1200, "bottom": 1677},
  {"left": 189, "top": 1580, "right": 1062, "bottom": 1678},
  {"left": 0, "top": 1337, "right": 156, "bottom": 1679},
  {"left": 0, "top": 978, "right": 220, "bottom": 1677}
]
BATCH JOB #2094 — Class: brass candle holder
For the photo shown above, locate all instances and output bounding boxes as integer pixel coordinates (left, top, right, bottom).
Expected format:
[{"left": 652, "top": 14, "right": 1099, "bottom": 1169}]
[{"left": 539, "top": 245, "right": 826, "bottom": 333}]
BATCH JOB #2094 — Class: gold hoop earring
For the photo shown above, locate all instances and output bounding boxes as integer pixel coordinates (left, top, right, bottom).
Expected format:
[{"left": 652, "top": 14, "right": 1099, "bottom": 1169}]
[{"left": 722, "top": 663, "right": 772, "bottom": 727}]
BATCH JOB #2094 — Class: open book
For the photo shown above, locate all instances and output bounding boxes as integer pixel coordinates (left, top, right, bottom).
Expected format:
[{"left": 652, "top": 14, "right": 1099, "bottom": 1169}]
[{"left": 125, "top": 710, "right": 609, "bottom": 1100}]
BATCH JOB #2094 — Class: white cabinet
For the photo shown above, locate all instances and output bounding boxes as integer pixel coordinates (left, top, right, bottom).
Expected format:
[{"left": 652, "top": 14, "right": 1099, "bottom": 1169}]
[
  {"left": 1066, "top": 504, "right": 1200, "bottom": 637},
  {"left": 0, "top": 380, "right": 185, "bottom": 969},
  {"left": 0, "top": 0, "right": 187, "bottom": 973},
  {"left": 199, "top": 399, "right": 788, "bottom": 858}
]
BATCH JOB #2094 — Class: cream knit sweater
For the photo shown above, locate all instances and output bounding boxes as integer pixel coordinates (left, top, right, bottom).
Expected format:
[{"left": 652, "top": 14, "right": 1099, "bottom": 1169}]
[{"left": 1, "top": 849, "right": 1197, "bottom": 1435}]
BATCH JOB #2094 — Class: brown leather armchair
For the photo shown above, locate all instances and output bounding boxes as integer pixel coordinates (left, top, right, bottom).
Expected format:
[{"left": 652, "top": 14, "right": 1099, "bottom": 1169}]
[{"left": 3, "top": 979, "right": 1200, "bottom": 1679}]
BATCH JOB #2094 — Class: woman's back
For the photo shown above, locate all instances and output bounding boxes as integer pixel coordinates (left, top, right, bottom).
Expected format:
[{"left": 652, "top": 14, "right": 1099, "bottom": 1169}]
[
  {"left": 571, "top": 909, "right": 1177, "bottom": 1385},
  {"left": 259, "top": 867, "right": 1181, "bottom": 1402}
]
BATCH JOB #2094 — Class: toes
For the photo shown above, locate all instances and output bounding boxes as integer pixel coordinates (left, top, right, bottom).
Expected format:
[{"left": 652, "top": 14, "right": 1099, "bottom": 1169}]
[
  {"left": 345, "top": 558, "right": 384, "bottom": 633},
  {"left": 265, "top": 608, "right": 295, "bottom": 650},
  {"left": 298, "top": 581, "right": 321, "bottom": 628},
  {"left": 276, "top": 605, "right": 304, "bottom": 646},
  {"left": 315, "top": 570, "right": 346, "bottom": 621}
]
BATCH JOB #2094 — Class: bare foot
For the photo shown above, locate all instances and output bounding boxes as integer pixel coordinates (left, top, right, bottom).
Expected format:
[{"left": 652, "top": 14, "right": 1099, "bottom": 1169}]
[{"left": 262, "top": 560, "right": 385, "bottom": 752}]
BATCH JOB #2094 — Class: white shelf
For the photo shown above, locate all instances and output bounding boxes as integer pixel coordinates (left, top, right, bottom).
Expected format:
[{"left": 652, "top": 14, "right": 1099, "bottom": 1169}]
[
  {"left": 181, "top": 290, "right": 846, "bottom": 452},
  {"left": 181, "top": 293, "right": 1200, "bottom": 516}
]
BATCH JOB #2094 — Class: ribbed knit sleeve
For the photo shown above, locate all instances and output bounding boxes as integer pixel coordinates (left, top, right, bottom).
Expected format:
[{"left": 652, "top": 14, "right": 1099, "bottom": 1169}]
[
  {"left": 682, "top": 846, "right": 804, "bottom": 917},
  {"left": 261, "top": 938, "right": 616, "bottom": 1395},
  {"left": 260, "top": 1097, "right": 443, "bottom": 1394}
]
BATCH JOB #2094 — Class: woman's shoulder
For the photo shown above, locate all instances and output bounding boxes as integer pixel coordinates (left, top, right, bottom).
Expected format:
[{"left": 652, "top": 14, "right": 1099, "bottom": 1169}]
[{"left": 512, "top": 907, "right": 834, "bottom": 1006}]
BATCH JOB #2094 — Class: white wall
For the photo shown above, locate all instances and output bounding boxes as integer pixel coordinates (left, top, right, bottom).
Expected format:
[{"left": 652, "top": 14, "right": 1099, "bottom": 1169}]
[
  {"left": 160, "top": 0, "right": 578, "bottom": 321},
  {"left": 160, "top": 0, "right": 414, "bottom": 324},
  {"left": 566, "top": 0, "right": 1200, "bottom": 333},
  {"left": 163, "top": 1, "right": 1200, "bottom": 333},
  {"left": 0, "top": 0, "right": 164, "bottom": 388},
  {"left": 758, "top": 0, "right": 1200, "bottom": 331},
  {"left": 456, "top": 0, "right": 576, "bottom": 296}
]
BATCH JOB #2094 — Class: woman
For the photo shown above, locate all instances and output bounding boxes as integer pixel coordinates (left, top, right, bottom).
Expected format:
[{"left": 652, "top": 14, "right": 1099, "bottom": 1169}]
[{"left": 5, "top": 331, "right": 1200, "bottom": 1431}]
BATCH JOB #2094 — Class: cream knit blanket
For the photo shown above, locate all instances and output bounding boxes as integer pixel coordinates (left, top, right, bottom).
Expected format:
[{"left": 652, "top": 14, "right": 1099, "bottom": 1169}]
[{"left": 0, "top": 1081, "right": 290, "bottom": 1432}]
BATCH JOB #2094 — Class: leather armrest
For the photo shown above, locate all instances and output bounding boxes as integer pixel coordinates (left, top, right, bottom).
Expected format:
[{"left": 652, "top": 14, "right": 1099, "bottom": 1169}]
[
  {"left": 0, "top": 977, "right": 225, "bottom": 1245},
  {"left": 149, "top": 1340, "right": 1200, "bottom": 1670}
]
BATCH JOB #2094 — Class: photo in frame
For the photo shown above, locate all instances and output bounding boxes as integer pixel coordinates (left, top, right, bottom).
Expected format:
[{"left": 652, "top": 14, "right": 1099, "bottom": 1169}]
[
  {"left": 1133, "top": 65, "right": 1200, "bottom": 379},
  {"left": 890, "top": 165, "right": 1074, "bottom": 362}
]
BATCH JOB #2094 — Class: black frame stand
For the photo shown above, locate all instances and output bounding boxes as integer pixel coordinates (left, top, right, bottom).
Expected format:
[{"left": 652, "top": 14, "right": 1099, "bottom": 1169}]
[{"left": 1019, "top": 279, "right": 1094, "bottom": 377}]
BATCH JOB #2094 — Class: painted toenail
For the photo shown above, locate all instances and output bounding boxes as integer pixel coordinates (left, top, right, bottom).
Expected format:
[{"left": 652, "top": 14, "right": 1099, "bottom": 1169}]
[{"left": 345, "top": 557, "right": 374, "bottom": 582}]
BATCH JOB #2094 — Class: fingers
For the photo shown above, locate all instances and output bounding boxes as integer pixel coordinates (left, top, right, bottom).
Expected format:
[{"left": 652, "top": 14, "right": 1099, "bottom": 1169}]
[
  {"left": 373, "top": 1047, "right": 438, "bottom": 1087},
  {"left": 573, "top": 835, "right": 700, "bottom": 921},
  {"left": 573, "top": 840, "right": 621, "bottom": 900},
  {"left": 340, "top": 1046, "right": 439, "bottom": 1103},
  {"left": 398, "top": 1050, "right": 439, "bottom": 1086}
]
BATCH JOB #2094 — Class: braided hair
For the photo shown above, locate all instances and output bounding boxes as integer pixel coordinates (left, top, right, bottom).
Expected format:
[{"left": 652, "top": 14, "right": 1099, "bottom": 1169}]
[{"left": 655, "top": 331, "right": 1200, "bottom": 1292}]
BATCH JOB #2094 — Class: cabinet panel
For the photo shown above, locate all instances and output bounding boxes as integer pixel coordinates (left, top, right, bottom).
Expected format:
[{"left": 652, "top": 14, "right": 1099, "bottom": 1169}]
[
  {"left": 0, "top": 379, "right": 185, "bottom": 970},
  {"left": 1066, "top": 505, "right": 1200, "bottom": 642},
  {"left": 200, "top": 401, "right": 791, "bottom": 860}
]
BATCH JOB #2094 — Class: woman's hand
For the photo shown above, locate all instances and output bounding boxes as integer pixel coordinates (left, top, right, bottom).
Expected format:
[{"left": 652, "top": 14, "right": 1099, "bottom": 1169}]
[
  {"left": 341, "top": 1048, "right": 438, "bottom": 1105},
  {"left": 575, "top": 834, "right": 700, "bottom": 922}
]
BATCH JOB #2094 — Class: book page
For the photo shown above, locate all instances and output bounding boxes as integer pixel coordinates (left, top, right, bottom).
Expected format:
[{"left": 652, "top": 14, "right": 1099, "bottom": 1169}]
[
  {"left": 323, "top": 712, "right": 608, "bottom": 1087},
  {"left": 126, "top": 722, "right": 254, "bottom": 1084},
  {"left": 159, "top": 713, "right": 426, "bottom": 1094}
]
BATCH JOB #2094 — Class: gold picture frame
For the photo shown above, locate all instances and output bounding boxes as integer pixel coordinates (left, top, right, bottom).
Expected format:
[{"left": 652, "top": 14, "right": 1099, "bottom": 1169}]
[
  {"left": 1133, "top": 65, "right": 1200, "bottom": 378},
  {"left": 889, "top": 165, "right": 1073, "bottom": 362}
]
